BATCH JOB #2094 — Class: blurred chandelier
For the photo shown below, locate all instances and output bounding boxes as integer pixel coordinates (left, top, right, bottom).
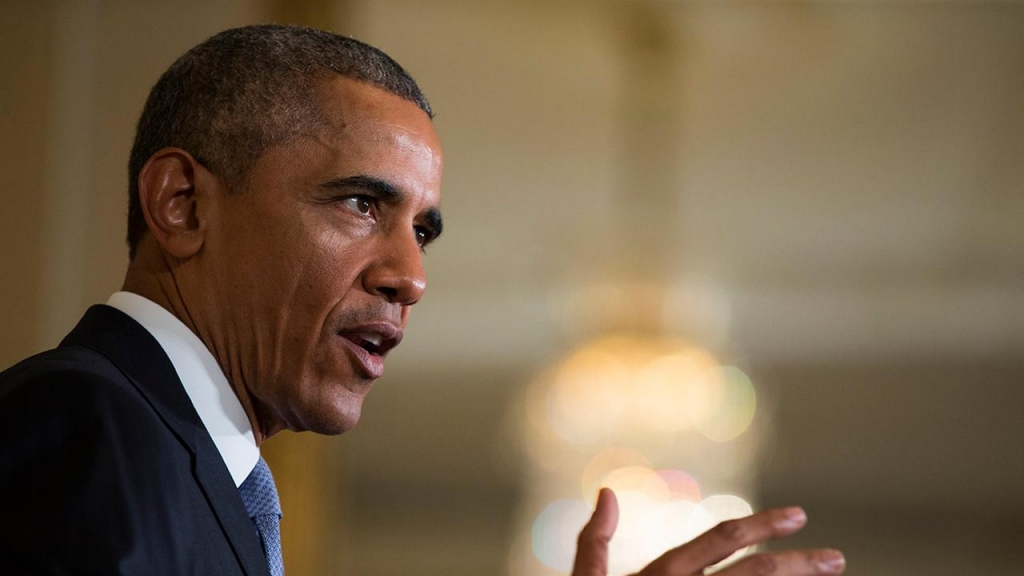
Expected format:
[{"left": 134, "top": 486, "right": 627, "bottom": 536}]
[
  {"left": 508, "top": 7, "right": 767, "bottom": 576},
  {"left": 510, "top": 295, "right": 764, "bottom": 575}
]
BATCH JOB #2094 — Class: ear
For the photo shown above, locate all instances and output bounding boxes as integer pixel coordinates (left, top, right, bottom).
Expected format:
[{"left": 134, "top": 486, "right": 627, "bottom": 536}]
[{"left": 137, "top": 148, "right": 218, "bottom": 259}]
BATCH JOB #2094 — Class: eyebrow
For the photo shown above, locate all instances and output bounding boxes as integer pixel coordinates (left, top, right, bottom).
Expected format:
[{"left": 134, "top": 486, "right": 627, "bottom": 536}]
[
  {"left": 320, "top": 174, "right": 444, "bottom": 238},
  {"left": 320, "top": 175, "right": 403, "bottom": 201}
]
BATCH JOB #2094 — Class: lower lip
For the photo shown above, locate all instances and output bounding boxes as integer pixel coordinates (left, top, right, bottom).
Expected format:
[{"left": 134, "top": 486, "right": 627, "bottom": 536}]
[{"left": 338, "top": 336, "right": 385, "bottom": 379}]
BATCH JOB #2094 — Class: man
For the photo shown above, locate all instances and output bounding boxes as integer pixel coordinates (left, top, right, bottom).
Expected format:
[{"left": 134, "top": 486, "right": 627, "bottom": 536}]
[{"left": 0, "top": 24, "right": 843, "bottom": 576}]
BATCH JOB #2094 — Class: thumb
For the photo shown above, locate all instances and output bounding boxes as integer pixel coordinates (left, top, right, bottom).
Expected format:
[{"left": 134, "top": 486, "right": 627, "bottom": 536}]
[{"left": 572, "top": 488, "right": 619, "bottom": 576}]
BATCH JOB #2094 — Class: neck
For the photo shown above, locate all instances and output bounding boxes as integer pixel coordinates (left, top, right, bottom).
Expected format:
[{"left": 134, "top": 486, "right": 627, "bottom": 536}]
[{"left": 121, "top": 246, "right": 272, "bottom": 445}]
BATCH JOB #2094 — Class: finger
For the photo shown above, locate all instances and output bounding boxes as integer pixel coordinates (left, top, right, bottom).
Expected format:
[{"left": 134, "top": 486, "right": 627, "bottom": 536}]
[
  {"left": 716, "top": 549, "right": 846, "bottom": 576},
  {"left": 646, "top": 507, "right": 808, "bottom": 574},
  {"left": 572, "top": 488, "right": 619, "bottom": 576}
]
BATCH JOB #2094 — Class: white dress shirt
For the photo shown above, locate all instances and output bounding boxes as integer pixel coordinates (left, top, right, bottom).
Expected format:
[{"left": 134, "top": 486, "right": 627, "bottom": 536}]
[{"left": 107, "top": 291, "right": 259, "bottom": 487}]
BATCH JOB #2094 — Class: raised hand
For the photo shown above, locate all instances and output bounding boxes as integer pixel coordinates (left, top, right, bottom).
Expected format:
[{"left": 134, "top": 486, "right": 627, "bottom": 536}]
[{"left": 573, "top": 488, "right": 845, "bottom": 576}]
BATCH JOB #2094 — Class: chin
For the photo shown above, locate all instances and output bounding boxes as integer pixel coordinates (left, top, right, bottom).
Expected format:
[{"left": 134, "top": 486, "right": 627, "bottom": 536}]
[
  {"left": 297, "top": 391, "right": 364, "bottom": 435},
  {"left": 311, "top": 413, "right": 361, "bottom": 435}
]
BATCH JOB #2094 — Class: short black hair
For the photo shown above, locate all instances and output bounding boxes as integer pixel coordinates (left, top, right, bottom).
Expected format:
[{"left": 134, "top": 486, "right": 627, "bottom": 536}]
[{"left": 126, "top": 24, "right": 432, "bottom": 259}]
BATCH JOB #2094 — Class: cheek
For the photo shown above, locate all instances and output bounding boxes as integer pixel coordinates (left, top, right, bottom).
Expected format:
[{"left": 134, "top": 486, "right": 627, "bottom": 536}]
[
  {"left": 278, "top": 232, "right": 370, "bottom": 353},
  {"left": 246, "top": 211, "right": 373, "bottom": 368},
  {"left": 254, "top": 215, "right": 359, "bottom": 303},
  {"left": 324, "top": 213, "right": 381, "bottom": 268},
  {"left": 298, "top": 231, "right": 366, "bottom": 296}
]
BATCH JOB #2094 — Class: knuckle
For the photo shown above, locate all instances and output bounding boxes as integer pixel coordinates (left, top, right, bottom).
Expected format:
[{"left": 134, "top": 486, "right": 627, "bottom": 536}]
[
  {"left": 577, "top": 527, "right": 610, "bottom": 548},
  {"left": 748, "top": 554, "right": 778, "bottom": 575},
  {"left": 712, "top": 519, "right": 745, "bottom": 545},
  {"left": 806, "top": 551, "right": 824, "bottom": 570}
]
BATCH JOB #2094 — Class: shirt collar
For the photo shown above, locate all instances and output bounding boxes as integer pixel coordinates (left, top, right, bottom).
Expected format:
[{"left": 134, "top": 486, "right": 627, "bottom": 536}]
[{"left": 107, "top": 291, "right": 259, "bottom": 487}]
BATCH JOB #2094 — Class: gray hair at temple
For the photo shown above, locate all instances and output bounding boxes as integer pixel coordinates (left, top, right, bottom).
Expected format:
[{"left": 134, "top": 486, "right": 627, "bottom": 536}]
[{"left": 125, "top": 24, "right": 433, "bottom": 259}]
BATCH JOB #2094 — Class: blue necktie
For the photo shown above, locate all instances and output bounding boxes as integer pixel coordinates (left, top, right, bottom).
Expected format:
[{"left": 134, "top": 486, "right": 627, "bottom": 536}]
[{"left": 238, "top": 457, "right": 284, "bottom": 576}]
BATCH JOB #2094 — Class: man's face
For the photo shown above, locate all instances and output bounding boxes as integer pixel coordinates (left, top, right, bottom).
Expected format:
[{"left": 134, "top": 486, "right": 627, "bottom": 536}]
[{"left": 200, "top": 77, "right": 443, "bottom": 437}]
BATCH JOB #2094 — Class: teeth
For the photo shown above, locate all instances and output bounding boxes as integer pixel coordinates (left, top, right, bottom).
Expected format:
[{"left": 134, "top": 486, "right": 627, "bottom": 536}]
[{"left": 359, "top": 333, "right": 383, "bottom": 347}]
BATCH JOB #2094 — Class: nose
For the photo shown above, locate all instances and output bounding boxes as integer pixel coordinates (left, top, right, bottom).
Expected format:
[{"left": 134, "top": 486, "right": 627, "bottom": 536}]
[{"left": 362, "top": 231, "right": 427, "bottom": 305}]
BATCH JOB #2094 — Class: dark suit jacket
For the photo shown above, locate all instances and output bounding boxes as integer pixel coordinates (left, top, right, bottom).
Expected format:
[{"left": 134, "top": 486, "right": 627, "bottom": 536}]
[{"left": 0, "top": 305, "right": 271, "bottom": 575}]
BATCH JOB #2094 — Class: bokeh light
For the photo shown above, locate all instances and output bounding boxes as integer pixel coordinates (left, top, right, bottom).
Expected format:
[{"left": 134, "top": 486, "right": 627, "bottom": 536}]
[
  {"left": 609, "top": 489, "right": 664, "bottom": 573},
  {"left": 528, "top": 486, "right": 758, "bottom": 575},
  {"left": 691, "top": 366, "right": 757, "bottom": 442},
  {"left": 520, "top": 333, "right": 762, "bottom": 576},
  {"left": 700, "top": 494, "right": 756, "bottom": 566},
  {"left": 544, "top": 335, "right": 754, "bottom": 445},
  {"left": 657, "top": 469, "right": 702, "bottom": 502},
  {"left": 701, "top": 493, "right": 755, "bottom": 522},
  {"left": 546, "top": 344, "right": 631, "bottom": 444},
  {"left": 660, "top": 500, "right": 717, "bottom": 551},
  {"left": 581, "top": 447, "right": 651, "bottom": 501},
  {"left": 602, "top": 466, "right": 671, "bottom": 503},
  {"left": 634, "top": 350, "right": 717, "bottom": 433},
  {"left": 531, "top": 499, "right": 592, "bottom": 571}
]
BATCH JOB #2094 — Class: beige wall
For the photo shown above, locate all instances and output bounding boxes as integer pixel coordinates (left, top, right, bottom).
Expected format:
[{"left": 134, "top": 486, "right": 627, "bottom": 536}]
[
  {"left": 1, "top": 2, "right": 53, "bottom": 365},
  {"left": 1, "top": 0, "right": 275, "bottom": 366},
  {"left": 2, "top": 1, "right": 1023, "bottom": 575}
]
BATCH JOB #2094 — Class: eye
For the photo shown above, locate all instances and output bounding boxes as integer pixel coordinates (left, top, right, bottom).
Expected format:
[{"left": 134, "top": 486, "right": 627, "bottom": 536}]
[
  {"left": 341, "top": 196, "right": 375, "bottom": 216},
  {"left": 414, "top": 226, "right": 433, "bottom": 250}
]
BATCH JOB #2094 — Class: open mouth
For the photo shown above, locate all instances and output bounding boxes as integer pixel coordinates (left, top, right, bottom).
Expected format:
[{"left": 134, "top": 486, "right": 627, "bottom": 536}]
[
  {"left": 346, "top": 333, "right": 385, "bottom": 355},
  {"left": 335, "top": 321, "right": 403, "bottom": 379},
  {"left": 338, "top": 326, "right": 402, "bottom": 357}
]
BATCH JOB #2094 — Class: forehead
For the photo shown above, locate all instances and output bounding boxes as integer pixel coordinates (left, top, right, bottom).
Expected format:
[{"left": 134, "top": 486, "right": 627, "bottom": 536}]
[
  {"left": 305, "top": 77, "right": 443, "bottom": 193},
  {"left": 314, "top": 77, "right": 439, "bottom": 151}
]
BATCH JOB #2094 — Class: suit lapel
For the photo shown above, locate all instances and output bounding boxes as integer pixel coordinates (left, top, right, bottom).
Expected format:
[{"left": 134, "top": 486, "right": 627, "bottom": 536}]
[
  {"left": 193, "top": 433, "right": 272, "bottom": 576},
  {"left": 62, "top": 305, "right": 271, "bottom": 576}
]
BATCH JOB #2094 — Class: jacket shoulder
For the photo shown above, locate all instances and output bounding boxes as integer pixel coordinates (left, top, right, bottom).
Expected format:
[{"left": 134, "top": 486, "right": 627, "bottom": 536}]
[
  {"left": 2, "top": 344, "right": 132, "bottom": 396},
  {"left": 0, "top": 345, "right": 206, "bottom": 573},
  {"left": 0, "top": 345, "right": 166, "bottom": 429}
]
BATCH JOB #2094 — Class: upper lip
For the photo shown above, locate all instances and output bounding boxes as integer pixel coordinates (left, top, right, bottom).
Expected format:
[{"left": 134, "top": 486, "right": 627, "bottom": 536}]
[{"left": 337, "top": 322, "right": 403, "bottom": 356}]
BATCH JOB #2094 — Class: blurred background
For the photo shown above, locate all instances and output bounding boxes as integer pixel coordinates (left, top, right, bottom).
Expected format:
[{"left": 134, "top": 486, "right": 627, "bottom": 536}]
[{"left": 2, "top": 0, "right": 1023, "bottom": 575}]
